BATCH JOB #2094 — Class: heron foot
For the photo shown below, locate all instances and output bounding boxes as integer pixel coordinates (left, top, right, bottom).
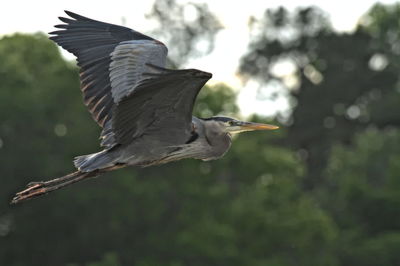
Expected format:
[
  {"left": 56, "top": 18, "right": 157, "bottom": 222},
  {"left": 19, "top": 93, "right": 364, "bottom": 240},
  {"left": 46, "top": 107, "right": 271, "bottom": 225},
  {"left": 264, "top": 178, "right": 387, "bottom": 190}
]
[{"left": 27, "top": 181, "right": 45, "bottom": 187}]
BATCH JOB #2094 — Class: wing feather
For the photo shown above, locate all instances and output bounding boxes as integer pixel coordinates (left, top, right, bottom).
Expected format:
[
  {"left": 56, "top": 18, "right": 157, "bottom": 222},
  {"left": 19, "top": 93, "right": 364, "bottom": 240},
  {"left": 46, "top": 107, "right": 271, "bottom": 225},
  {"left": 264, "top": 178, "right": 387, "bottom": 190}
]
[
  {"left": 49, "top": 11, "right": 168, "bottom": 149},
  {"left": 49, "top": 11, "right": 163, "bottom": 129},
  {"left": 112, "top": 66, "right": 212, "bottom": 146}
]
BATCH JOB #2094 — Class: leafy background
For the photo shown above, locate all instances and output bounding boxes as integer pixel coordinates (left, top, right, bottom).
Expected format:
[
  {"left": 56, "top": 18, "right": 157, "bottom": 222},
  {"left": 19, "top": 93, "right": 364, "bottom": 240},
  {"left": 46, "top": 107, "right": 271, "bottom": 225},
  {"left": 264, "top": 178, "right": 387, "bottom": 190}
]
[{"left": 1, "top": 1, "right": 400, "bottom": 265}]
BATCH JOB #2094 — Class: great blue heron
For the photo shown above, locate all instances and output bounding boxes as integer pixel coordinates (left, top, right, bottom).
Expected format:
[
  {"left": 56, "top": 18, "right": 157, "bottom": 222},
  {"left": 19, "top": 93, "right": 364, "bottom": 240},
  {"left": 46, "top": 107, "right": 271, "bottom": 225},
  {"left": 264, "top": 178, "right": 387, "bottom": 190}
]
[{"left": 11, "top": 11, "right": 278, "bottom": 204}]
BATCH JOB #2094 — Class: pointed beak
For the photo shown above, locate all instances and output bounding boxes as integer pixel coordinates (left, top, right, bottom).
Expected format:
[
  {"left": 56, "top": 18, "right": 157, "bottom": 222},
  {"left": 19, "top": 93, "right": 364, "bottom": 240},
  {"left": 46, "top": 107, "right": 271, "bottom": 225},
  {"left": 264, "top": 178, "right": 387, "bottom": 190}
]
[
  {"left": 239, "top": 122, "right": 279, "bottom": 131},
  {"left": 226, "top": 121, "right": 279, "bottom": 133}
]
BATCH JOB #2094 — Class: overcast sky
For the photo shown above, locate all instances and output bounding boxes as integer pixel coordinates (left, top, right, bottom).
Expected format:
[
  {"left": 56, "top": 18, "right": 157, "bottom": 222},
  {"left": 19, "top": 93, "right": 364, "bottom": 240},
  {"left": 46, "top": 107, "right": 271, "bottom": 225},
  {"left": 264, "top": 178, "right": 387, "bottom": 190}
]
[{"left": 1, "top": 0, "right": 398, "bottom": 116}]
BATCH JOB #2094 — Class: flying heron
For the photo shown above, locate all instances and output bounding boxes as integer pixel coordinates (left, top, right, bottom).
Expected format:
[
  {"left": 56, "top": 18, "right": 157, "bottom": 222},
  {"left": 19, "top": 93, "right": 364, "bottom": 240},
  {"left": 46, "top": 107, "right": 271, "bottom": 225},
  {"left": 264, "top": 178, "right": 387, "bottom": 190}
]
[{"left": 11, "top": 11, "right": 278, "bottom": 204}]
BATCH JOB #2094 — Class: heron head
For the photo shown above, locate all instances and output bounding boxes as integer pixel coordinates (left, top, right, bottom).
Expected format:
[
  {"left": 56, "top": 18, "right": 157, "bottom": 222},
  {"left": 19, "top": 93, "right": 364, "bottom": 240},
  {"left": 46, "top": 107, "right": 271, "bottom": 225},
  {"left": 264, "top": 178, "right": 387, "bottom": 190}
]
[{"left": 204, "top": 116, "right": 279, "bottom": 134}]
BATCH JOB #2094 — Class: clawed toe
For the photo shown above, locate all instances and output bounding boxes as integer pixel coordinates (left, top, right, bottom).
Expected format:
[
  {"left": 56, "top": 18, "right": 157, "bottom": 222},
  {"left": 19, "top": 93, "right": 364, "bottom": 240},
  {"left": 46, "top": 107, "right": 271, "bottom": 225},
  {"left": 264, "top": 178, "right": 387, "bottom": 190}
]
[
  {"left": 27, "top": 181, "right": 44, "bottom": 187},
  {"left": 15, "top": 183, "right": 42, "bottom": 196}
]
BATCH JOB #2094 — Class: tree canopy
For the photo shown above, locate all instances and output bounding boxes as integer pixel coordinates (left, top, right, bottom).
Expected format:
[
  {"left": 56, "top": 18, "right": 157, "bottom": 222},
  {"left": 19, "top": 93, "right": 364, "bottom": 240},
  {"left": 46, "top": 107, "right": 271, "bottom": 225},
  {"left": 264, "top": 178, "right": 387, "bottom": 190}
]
[{"left": 1, "top": 2, "right": 400, "bottom": 266}]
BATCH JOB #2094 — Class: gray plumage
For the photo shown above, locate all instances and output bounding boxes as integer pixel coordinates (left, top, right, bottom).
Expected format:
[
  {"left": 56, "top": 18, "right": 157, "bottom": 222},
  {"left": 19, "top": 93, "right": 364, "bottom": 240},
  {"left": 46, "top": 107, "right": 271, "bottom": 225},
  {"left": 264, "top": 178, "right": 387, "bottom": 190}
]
[{"left": 11, "top": 11, "right": 278, "bottom": 204}]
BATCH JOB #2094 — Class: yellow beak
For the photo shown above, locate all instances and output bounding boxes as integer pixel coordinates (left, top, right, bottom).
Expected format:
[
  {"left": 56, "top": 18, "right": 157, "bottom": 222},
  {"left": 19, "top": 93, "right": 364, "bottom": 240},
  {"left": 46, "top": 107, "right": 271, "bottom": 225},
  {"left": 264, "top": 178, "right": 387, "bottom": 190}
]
[
  {"left": 240, "top": 122, "right": 279, "bottom": 131},
  {"left": 226, "top": 121, "right": 279, "bottom": 133}
]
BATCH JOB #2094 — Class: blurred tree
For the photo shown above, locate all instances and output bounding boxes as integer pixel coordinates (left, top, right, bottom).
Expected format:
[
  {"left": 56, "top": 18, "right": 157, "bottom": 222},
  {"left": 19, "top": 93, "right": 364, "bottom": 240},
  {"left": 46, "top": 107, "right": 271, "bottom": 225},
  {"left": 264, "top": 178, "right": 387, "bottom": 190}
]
[
  {"left": 358, "top": 3, "right": 400, "bottom": 127},
  {"left": 4, "top": 3, "right": 400, "bottom": 265},
  {"left": 239, "top": 6, "right": 400, "bottom": 189},
  {"left": 321, "top": 128, "right": 400, "bottom": 266},
  {"left": 0, "top": 33, "right": 98, "bottom": 206},
  {"left": 240, "top": 4, "right": 400, "bottom": 265},
  {"left": 146, "top": 0, "right": 222, "bottom": 68},
  {"left": 0, "top": 33, "right": 101, "bottom": 264},
  {"left": 193, "top": 83, "right": 239, "bottom": 118}
]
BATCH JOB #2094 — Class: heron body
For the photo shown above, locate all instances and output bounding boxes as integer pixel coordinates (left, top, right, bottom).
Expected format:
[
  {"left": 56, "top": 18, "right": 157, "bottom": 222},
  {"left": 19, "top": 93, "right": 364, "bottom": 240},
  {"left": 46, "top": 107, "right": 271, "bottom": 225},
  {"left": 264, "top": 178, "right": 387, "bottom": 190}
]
[{"left": 11, "top": 11, "right": 278, "bottom": 204}]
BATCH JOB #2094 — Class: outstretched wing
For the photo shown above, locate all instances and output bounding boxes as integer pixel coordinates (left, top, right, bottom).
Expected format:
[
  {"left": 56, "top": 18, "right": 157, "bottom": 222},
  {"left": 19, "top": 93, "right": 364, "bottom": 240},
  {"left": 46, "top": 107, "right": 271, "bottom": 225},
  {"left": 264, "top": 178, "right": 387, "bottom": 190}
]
[
  {"left": 112, "top": 65, "right": 212, "bottom": 146},
  {"left": 49, "top": 11, "right": 168, "bottom": 129},
  {"left": 49, "top": 11, "right": 211, "bottom": 149}
]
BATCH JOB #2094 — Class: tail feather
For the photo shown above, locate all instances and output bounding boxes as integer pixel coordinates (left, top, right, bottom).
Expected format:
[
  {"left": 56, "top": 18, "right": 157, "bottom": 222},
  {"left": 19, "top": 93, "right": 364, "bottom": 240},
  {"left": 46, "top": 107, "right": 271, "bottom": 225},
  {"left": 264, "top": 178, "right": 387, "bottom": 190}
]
[{"left": 74, "top": 150, "right": 119, "bottom": 172}]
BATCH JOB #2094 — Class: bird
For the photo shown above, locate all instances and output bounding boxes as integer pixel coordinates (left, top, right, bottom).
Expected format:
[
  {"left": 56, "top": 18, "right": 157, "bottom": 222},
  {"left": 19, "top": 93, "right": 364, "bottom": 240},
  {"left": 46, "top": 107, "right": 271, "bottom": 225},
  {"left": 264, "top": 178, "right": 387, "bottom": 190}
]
[{"left": 11, "top": 11, "right": 278, "bottom": 204}]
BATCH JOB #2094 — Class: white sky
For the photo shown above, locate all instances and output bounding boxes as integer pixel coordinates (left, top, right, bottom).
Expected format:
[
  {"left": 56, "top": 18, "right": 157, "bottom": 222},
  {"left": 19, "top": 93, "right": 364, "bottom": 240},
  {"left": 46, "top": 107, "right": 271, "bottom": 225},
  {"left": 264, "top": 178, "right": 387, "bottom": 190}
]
[{"left": 1, "top": 0, "right": 398, "bottom": 117}]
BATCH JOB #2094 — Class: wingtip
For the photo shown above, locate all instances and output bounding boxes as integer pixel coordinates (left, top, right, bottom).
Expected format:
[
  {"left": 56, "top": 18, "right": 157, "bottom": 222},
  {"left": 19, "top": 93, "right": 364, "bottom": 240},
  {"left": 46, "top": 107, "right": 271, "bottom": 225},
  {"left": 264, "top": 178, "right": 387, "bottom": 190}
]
[
  {"left": 58, "top": 16, "right": 73, "bottom": 24},
  {"left": 193, "top": 70, "right": 212, "bottom": 79},
  {"left": 204, "top": 71, "right": 212, "bottom": 79},
  {"left": 63, "top": 10, "right": 93, "bottom": 22},
  {"left": 64, "top": 10, "right": 76, "bottom": 18},
  {"left": 48, "top": 30, "right": 60, "bottom": 36},
  {"left": 10, "top": 197, "right": 19, "bottom": 205}
]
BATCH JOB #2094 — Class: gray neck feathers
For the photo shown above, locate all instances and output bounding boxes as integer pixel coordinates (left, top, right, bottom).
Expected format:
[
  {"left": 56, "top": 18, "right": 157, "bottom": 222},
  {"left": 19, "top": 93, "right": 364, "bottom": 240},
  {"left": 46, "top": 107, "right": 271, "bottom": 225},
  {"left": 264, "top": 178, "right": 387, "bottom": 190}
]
[{"left": 203, "top": 120, "right": 232, "bottom": 151}]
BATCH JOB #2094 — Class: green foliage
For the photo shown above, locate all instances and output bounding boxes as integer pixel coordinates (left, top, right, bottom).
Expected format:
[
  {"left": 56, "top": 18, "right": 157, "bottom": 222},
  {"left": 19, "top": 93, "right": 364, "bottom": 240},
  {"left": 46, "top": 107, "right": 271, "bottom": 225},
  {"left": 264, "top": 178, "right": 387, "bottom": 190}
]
[
  {"left": 194, "top": 83, "right": 239, "bottom": 118},
  {"left": 86, "top": 252, "right": 121, "bottom": 266},
  {"left": 321, "top": 129, "right": 400, "bottom": 265},
  {"left": 239, "top": 4, "right": 400, "bottom": 265},
  {"left": 0, "top": 33, "right": 98, "bottom": 205},
  {"left": 240, "top": 6, "right": 400, "bottom": 190},
  {"left": 2, "top": 3, "right": 400, "bottom": 265},
  {"left": 147, "top": 0, "right": 222, "bottom": 68}
]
